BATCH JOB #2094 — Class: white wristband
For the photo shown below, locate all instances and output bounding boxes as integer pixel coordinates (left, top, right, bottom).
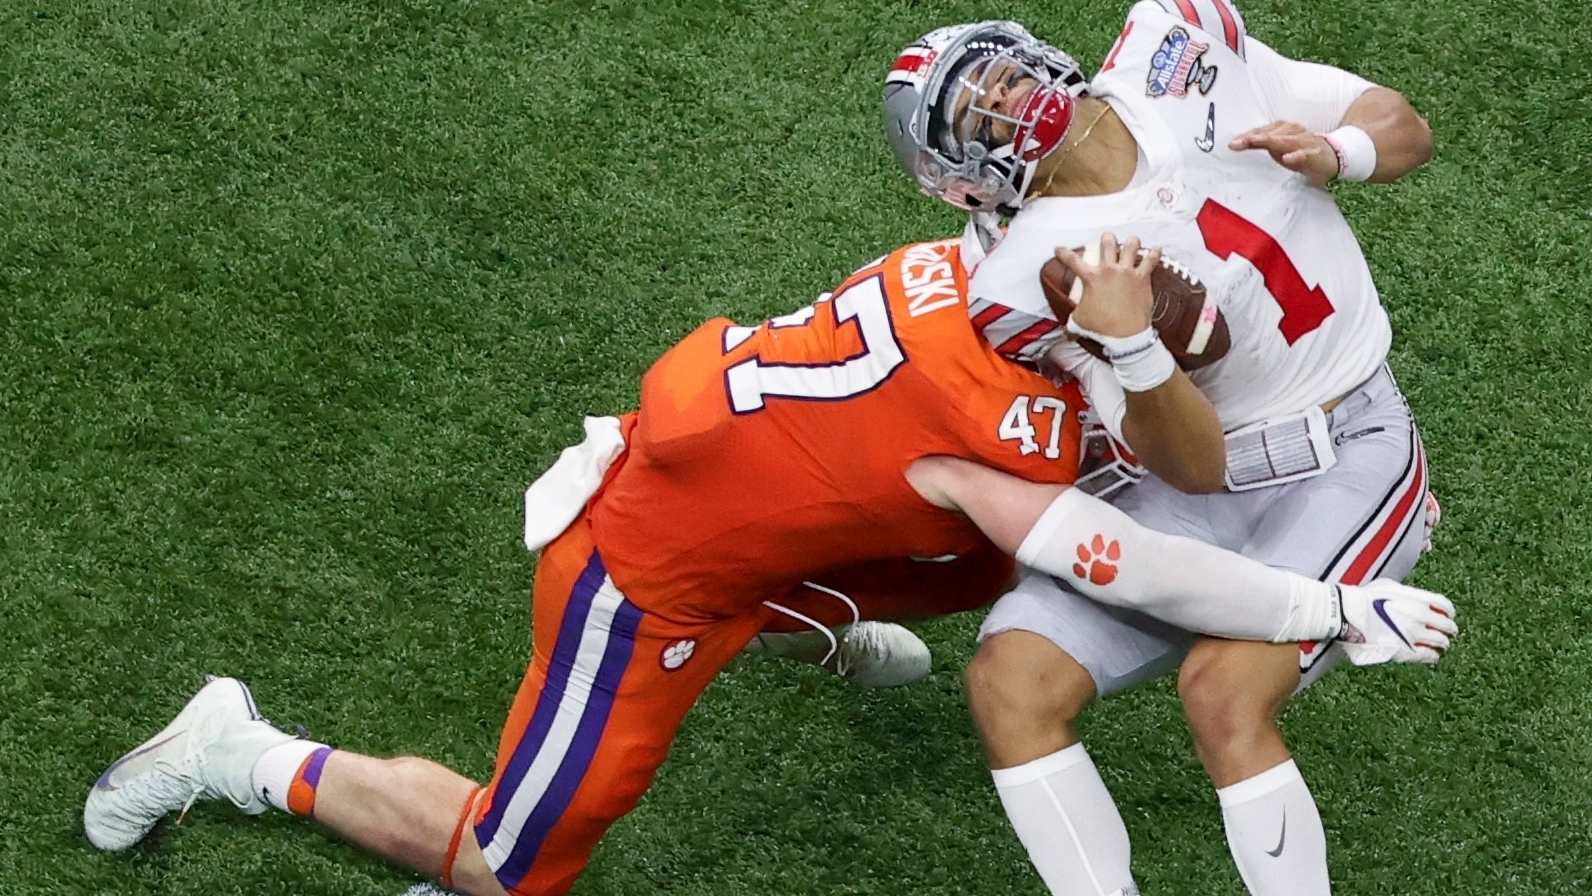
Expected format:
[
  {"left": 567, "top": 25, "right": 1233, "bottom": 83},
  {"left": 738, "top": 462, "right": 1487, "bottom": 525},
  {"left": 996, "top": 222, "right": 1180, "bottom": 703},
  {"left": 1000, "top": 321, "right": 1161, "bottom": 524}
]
[
  {"left": 1102, "top": 329, "right": 1177, "bottom": 392},
  {"left": 1319, "top": 125, "right": 1378, "bottom": 181},
  {"left": 1111, "top": 336, "right": 1177, "bottom": 392},
  {"left": 1065, "top": 321, "right": 1178, "bottom": 392}
]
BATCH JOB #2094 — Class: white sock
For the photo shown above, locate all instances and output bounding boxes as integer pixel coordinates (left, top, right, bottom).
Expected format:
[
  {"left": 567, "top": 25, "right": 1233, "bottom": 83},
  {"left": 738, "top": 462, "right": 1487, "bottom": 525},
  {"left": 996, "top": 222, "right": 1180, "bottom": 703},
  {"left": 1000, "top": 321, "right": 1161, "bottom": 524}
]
[
  {"left": 1216, "top": 760, "right": 1330, "bottom": 896},
  {"left": 251, "top": 738, "right": 330, "bottom": 813},
  {"left": 991, "top": 744, "right": 1138, "bottom": 896}
]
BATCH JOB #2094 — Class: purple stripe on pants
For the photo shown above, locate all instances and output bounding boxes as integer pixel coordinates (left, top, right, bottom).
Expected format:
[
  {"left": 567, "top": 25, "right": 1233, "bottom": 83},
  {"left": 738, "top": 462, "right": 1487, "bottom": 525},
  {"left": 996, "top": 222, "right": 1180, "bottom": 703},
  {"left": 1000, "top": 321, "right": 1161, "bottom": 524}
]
[{"left": 476, "top": 549, "right": 609, "bottom": 846}]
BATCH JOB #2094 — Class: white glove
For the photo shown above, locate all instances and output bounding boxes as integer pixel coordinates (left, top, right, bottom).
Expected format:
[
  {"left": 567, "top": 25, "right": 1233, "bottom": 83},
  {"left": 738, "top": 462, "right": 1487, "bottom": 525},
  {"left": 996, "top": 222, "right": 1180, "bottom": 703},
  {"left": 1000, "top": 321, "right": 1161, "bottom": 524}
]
[{"left": 1336, "top": 578, "right": 1457, "bottom": 666}]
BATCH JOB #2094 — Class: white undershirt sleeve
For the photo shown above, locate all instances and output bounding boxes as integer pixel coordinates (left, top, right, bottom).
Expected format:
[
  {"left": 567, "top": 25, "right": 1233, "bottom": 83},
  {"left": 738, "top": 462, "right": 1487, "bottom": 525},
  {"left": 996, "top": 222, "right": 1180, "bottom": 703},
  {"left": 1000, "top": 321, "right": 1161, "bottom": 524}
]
[
  {"left": 1046, "top": 342, "right": 1128, "bottom": 442},
  {"left": 1244, "top": 36, "right": 1375, "bottom": 131}
]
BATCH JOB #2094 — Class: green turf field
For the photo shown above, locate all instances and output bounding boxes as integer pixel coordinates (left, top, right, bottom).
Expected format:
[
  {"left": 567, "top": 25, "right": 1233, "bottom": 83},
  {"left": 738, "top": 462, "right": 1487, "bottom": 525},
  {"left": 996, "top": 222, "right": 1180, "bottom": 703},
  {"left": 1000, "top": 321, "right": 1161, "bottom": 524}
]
[{"left": 4, "top": 0, "right": 1591, "bottom": 893}]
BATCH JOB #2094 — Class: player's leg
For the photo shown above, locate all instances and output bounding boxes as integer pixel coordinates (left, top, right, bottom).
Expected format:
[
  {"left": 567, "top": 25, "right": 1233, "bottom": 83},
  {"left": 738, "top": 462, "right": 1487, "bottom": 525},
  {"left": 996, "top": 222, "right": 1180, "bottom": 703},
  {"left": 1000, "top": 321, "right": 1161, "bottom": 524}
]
[
  {"left": 81, "top": 671, "right": 505, "bottom": 894},
  {"left": 1176, "top": 638, "right": 1324, "bottom": 896},
  {"left": 967, "top": 572, "right": 1194, "bottom": 896},
  {"left": 746, "top": 544, "right": 1016, "bottom": 687},
  {"left": 463, "top": 520, "right": 763, "bottom": 896},
  {"left": 285, "top": 751, "right": 505, "bottom": 894},
  {"left": 84, "top": 517, "right": 755, "bottom": 896},
  {"left": 1178, "top": 367, "right": 1429, "bottom": 896}
]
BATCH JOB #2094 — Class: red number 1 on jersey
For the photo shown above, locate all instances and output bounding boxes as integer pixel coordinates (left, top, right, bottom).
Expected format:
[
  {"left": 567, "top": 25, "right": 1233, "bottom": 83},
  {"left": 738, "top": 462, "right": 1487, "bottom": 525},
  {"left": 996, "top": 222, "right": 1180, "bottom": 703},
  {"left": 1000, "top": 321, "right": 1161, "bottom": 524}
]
[{"left": 1196, "top": 199, "right": 1334, "bottom": 344}]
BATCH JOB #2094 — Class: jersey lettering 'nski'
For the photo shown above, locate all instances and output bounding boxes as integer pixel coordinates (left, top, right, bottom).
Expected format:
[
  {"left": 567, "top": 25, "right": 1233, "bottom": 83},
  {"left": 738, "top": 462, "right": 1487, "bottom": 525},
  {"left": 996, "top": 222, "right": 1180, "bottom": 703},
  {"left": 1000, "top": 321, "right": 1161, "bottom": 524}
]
[
  {"left": 590, "top": 240, "right": 1085, "bottom": 620},
  {"left": 970, "top": 0, "right": 1388, "bottom": 430}
]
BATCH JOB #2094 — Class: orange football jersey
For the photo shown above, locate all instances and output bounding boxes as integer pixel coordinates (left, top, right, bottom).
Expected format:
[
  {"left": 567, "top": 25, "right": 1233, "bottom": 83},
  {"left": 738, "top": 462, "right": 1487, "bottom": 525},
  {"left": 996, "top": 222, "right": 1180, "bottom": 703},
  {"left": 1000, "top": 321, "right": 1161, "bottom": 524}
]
[{"left": 588, "top": 239, "right": 1085, "bottom": 621}]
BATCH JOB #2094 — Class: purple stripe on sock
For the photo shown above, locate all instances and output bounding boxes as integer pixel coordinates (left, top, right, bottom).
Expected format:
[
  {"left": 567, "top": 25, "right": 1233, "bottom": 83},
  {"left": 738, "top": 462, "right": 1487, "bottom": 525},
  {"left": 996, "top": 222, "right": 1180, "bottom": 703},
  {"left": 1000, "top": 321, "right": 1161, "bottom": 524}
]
[{"left": 299, "top": 746, "right": 334, "bottom": 789}]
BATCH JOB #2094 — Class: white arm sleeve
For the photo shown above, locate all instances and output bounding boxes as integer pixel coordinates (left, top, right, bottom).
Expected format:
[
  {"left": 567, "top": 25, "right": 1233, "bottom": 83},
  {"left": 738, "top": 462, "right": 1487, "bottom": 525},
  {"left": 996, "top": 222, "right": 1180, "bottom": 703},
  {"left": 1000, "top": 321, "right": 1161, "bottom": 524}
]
[
  {"left": 1244, "top": 37, "right": 1376, "bottom": 131},
  {"left": 1014, "top": 489, "right": 1341, "bottom": 642}
]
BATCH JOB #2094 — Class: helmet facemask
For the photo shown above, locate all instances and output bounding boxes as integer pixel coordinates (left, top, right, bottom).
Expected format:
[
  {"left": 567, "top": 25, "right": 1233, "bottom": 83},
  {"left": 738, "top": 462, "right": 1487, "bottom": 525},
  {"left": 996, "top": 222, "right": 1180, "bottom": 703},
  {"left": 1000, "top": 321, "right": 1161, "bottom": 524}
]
[{"left": 885, "top": 22, "right": 1086, "bottom": 215}]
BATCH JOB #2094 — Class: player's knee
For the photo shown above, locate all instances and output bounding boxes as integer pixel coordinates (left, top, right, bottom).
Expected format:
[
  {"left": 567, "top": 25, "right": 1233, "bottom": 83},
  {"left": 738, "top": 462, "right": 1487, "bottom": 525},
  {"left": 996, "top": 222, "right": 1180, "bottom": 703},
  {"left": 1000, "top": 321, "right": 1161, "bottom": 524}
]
[
  {"left": 1177, "top": 642, "right": 1293, "bottom": 749},
  {"left": 965, "top": 631, "right": 1095, "bottom": 737}
]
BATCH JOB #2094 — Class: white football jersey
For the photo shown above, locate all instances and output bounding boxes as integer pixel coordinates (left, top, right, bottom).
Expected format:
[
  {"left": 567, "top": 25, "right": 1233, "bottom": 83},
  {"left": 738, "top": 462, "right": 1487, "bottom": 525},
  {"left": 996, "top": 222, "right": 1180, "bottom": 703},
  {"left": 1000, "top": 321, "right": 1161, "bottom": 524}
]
[{"left": 969, "top": 0, "right": 1390, "bottom": 433}]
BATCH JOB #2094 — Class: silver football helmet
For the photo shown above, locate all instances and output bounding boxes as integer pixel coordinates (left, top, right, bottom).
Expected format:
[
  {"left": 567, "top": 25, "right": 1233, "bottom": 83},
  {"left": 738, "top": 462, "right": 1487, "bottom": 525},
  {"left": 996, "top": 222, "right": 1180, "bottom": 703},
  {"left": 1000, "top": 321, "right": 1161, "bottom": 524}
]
[{"left": 883, "top": 21, "right": 1087, "bottom": 214}]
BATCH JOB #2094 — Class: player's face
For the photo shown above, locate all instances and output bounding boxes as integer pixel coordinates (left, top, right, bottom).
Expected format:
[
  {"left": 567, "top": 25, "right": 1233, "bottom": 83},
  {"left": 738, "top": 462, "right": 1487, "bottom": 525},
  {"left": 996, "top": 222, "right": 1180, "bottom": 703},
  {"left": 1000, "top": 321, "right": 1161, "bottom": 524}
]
[{"left": 950, "top": 57, "right": 1040, "bottom": 152}]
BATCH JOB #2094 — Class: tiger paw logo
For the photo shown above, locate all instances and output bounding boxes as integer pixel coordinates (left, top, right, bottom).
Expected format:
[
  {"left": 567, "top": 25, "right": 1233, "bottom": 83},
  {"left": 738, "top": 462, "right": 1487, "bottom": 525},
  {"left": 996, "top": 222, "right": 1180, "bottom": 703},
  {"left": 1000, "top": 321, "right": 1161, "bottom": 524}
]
[
  {"left": 660, "top": 639, "right": 696, "bottom": 671},
  {"left": 1072, "top": 534, "right": 1121, "bottom": 585}
]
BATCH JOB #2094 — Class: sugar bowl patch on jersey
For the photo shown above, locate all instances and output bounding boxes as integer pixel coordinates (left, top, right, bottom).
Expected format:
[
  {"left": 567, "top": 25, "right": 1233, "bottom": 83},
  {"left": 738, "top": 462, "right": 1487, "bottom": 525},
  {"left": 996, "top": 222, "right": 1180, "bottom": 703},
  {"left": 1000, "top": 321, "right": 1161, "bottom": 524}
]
[{"left": 1147, "top": 26, "right": 1218, "bottom": 98}]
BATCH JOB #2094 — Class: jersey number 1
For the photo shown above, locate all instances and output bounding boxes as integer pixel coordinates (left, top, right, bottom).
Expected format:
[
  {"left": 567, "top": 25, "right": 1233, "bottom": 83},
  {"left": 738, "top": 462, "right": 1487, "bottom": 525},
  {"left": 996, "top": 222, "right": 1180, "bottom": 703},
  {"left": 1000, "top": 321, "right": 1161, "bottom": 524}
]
[{"left": 1196, "top": 199, "right": 1334, "bottom": 344}]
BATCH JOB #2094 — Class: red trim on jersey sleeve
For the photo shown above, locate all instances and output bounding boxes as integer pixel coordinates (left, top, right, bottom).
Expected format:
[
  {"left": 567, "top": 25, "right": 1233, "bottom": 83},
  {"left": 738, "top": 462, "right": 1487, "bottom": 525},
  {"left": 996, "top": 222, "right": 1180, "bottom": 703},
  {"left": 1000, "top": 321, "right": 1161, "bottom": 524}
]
[
  {"left": 1209, "top": 0, "right": 1242, "bottom": 53},
  {"left": 994, "top": 320, "right": 1061, "bottom": 358},
  {"left": 1100, "top": 21, "right": 1135, "bottom": 73},
  {"left": 969, "top": 304, "right": 1009, "bottom": 335},
  {"left": 1169, "top": 0, "right": 1202, "bottom": 27}
]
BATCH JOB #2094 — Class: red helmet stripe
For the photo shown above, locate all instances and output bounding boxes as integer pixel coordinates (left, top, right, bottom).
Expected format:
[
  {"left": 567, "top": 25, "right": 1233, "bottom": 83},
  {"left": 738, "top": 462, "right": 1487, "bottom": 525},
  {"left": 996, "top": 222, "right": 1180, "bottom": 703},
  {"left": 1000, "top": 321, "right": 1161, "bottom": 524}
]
[{"left": 891, "top": 48, "right": 937, "bottom": 75}]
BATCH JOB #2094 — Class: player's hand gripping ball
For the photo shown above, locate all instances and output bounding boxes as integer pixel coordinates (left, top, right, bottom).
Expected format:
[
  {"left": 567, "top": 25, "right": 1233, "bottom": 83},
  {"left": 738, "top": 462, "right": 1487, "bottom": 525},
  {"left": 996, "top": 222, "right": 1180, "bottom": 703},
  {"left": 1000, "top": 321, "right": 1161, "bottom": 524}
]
[{"left": 1040, "top": 246, "right": 1231, "bottom": 370}]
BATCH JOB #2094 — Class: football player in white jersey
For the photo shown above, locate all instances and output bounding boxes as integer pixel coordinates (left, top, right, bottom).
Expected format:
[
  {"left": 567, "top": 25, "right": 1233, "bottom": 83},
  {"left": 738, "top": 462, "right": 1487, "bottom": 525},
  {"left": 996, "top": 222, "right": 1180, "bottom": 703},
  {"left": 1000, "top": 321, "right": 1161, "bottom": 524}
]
[{"left": 884, "top": 3, "right": 1437, "bottom": 894}]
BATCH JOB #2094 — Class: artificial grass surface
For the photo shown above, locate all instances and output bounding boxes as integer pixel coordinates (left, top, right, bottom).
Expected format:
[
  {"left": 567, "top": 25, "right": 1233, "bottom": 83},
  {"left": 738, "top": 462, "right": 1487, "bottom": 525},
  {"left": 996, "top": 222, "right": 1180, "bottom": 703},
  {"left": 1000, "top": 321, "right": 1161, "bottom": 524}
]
[{"left": 3, "top": 0, "right": 1591, "bottom": 893}]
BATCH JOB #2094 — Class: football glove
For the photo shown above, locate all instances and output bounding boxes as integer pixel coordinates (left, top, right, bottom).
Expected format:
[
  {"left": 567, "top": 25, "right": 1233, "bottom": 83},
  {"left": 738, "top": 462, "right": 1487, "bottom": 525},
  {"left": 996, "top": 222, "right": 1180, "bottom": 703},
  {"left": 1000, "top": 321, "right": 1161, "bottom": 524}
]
[{"left": 1336, "top": 578, "right": 1457, "bottom": 666}]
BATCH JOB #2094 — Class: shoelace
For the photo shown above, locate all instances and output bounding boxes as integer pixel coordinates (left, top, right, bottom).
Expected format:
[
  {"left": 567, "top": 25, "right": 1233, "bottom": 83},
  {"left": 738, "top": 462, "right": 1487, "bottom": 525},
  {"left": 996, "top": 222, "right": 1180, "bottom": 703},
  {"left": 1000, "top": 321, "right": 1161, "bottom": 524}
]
[
  {"left": 106, "top": 752, "right": 210, "bottom": 835},
  {"left": 832, "top": 626, "right": 883, "bottom": 681},
  {"left": 173, "top": 748, "right": 215, "bottom": 823}
]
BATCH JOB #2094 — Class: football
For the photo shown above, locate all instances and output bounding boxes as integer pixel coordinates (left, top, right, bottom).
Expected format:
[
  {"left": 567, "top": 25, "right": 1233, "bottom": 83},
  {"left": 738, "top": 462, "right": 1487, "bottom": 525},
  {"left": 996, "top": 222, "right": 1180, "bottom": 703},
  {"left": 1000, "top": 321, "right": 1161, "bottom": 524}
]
[{"left": 1039, "top": 247, "right": 1231, "bottom": 370}]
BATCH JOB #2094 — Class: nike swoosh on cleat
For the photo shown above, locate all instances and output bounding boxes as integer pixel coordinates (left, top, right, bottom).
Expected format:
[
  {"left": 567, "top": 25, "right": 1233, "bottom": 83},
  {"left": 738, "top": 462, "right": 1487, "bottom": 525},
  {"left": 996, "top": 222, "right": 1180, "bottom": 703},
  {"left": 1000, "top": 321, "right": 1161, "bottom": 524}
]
[
  {"left": 94, "top": 732, "right": 184, "bottom": 792},
  {"left": 1265, "top": 810, "right": 1287, "bottom": 857},
  {"left": 1372, "top": 599, "right": 1415, "bottom": 648}
]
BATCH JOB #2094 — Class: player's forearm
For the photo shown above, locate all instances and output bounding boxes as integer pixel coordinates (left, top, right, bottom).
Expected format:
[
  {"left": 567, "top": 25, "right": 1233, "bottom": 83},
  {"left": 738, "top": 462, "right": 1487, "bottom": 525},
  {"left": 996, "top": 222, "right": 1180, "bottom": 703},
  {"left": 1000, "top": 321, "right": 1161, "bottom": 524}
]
[
  {"left": 1340, "top": 86, "right": 1433, "bottom": 183},
  {"left": 1120, "top": 372, "right": 1225, "bottom": 494},
  {"left": 910, "top": 457, "right": 1339, "bottom": 643},
  {"left": 1013, "top": 490, "right": 1341, "bottom": 643}
]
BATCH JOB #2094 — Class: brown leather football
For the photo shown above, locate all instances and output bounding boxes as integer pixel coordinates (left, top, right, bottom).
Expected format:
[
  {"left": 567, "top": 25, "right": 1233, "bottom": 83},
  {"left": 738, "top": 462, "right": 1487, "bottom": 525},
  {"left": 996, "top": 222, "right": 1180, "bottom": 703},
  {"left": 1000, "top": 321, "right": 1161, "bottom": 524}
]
[{"left": 1039, "top": 248, "right": 1231, "bottom": 371}]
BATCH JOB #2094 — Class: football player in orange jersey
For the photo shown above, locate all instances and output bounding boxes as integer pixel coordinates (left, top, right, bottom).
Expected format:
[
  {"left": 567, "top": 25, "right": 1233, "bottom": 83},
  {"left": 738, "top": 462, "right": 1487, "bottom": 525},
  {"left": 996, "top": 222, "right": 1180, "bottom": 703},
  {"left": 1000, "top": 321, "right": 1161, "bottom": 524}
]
[{"left": 83, "top": 235, "right": 1454, "bottom": 896}]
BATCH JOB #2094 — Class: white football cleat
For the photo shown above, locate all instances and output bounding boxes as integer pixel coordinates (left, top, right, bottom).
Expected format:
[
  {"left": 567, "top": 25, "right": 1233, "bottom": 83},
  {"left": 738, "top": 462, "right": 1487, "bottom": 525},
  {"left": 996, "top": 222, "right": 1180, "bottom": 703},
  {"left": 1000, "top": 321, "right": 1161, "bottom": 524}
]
[
  {"left": 84, "top": 676, "right": 297, "bottom": 851},
  {"left": 1336, "top": 579, "right": 1458, "bottom": 666},
  {"left": 743, "top": 622, "right": 933, "bottom": 688},
  {"left": 830, "top": 622, "right": 932, "bottom": 688}
]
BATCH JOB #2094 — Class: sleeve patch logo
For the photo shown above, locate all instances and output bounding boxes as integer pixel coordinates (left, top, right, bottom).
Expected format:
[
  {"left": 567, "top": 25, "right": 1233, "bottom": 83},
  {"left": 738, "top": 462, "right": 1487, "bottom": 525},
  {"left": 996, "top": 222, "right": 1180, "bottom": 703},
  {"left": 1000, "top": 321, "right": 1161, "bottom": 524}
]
[
  {"left": 1072, "top": 534, "right": 1122, "bottom": 585},
  {"left": 1148, "top": 27, "right": 1218, "bottom": 98}
]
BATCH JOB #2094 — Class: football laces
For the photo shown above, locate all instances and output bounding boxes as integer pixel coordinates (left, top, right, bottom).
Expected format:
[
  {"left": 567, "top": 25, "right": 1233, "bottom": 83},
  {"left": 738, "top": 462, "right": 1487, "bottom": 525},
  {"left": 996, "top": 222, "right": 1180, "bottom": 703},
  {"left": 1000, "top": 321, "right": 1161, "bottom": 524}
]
[{"left": 1135, "top": 248, "right": 1201, "bottom": 286}]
